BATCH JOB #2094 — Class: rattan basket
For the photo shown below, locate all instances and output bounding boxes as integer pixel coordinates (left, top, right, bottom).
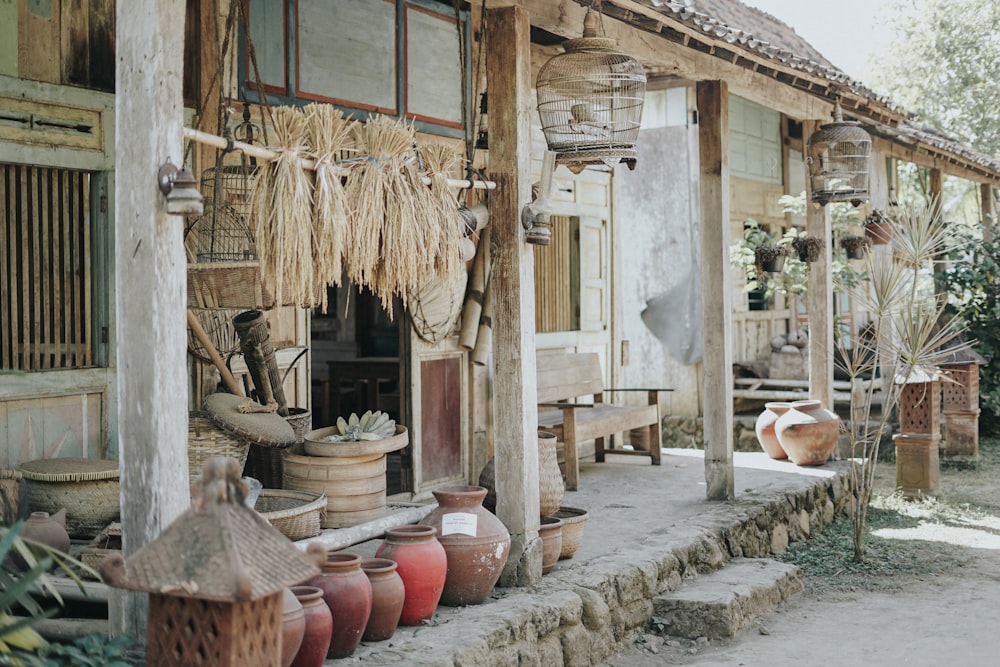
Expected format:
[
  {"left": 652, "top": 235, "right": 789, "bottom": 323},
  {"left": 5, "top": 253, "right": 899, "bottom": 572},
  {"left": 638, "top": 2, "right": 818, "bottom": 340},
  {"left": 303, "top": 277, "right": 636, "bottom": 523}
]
[
  {"left": 254, "top": 489, "right": 326, "bottom": 540},
  {"left": 16, "top": 458, "right": 120, "bottom": 539},
  {"left": 188, "top": 411, "right": 251, "bottom": 481},
  {"left": 80, "top": 521, "right": 122, "bottom": 580},
  {"left": 554, "top": 506, "right": 589, "bottom": 559}
]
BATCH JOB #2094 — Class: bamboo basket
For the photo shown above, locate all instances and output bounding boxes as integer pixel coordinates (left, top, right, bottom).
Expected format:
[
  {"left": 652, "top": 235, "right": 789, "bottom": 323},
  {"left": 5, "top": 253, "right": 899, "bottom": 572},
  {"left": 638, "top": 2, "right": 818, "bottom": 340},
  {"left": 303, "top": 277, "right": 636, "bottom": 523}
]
[
  {"left": 554, "top": 506, "right": 589, "bottom": 559},
  {"left": 254, "top": 489, "right": 326, "bottom": 540},
  {"left": 282, "top": 447, "right": 387, "bottom": 528},
  {"left": 80, "top": 521, "right": 122, "bottom": 580},
  {"left": 16, "top": 458, "right": 120, "bottom": 539},
  {"left": 188, "top": 411, "right": 251, "bottom": 482}
]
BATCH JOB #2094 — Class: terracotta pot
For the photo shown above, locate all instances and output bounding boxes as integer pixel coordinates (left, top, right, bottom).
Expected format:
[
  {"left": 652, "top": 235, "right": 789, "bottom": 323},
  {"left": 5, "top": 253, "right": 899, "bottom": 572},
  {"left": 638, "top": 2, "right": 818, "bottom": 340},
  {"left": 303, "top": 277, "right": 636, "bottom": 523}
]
[
  {"left": 375, "top": 525, "right": 447, "bottom": 625},
  {"left": 539, "top": 516, "right": 564, "bottom": 574},
  {"left": 280, "top": 588, "right": 305, "bottom": 667},
  {"left": 418, "top": 485, "right": 511, "bottom": 606},
  {"left": 865, "top": 220, "right": 893, "bottom": 245},
  {"left": 21, "top": 509, "right": 71, "bottom": 554},
  {"left": 290, "top": 586, "right": 332, "bottom": 667},
  {"left": 360, "top": 558, "right": 405, "bottom": 641},
  {"left": 755, "top": 402, "right": 792, "bottom": 459},
  {"left": 554, "top": 506, "right": 589, "bottom": 559},
  {"left": 538, "top": 431, "right": 565, "bottom": 516},
  {"left": 774, "top": 400, "right": 841, "bottom": 466},
  {"left": 307, "top": 552, "right": 372, "bottom": 659}
]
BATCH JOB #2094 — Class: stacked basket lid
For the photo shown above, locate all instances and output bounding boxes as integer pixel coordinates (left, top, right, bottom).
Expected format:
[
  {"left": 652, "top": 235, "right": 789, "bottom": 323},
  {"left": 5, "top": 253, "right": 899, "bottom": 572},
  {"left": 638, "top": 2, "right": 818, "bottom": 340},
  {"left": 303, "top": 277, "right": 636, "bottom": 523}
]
[
  {"left": 16, "top": 457, "right": 120, "bottom": 540},
  {"left": 284, "top": 412, "right": 409, "bottom": 529}
]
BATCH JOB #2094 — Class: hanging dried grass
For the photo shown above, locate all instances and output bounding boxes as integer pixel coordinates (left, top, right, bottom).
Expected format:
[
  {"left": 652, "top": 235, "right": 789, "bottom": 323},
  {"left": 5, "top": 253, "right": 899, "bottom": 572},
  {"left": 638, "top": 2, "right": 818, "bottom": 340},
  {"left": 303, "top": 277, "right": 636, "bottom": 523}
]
[
  {"left": 249, "top": 106, "right": 315, "bottom": 308},
  {"left": 418, "top": 143, "right": 465, "bottom": 286},
  {"left": 305, "top": 104, "right": 356, "bottom": 311},
  {"left": 345, "top": 116, "right": 422, "bottom": 310}
]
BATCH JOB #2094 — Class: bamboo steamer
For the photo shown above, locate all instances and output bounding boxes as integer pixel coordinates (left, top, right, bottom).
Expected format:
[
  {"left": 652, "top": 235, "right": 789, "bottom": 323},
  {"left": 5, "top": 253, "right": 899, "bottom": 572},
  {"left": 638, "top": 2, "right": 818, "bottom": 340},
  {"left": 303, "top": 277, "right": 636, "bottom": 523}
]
[{"left": 282, "top": 448, "right": 389, "bottom": 528}]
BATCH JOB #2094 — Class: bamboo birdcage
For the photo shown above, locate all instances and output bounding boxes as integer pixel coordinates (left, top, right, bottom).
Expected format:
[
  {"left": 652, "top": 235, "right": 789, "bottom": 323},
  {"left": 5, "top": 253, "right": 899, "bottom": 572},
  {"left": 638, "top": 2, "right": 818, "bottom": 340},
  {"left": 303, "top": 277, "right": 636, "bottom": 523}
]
[
  {"left": 807, "top": 100, "right": 872, "bottom": 206},
  {"left": 536, "top": 9, "right": 646, "bottom": 173}
]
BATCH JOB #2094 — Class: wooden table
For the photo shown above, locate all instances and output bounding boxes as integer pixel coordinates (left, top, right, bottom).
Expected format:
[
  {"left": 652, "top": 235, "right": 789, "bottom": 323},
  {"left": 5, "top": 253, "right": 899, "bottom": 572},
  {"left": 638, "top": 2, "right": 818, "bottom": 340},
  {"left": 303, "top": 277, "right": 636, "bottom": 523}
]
[{"left": 326, "top": 357, "right": 400, "bottom": 422}]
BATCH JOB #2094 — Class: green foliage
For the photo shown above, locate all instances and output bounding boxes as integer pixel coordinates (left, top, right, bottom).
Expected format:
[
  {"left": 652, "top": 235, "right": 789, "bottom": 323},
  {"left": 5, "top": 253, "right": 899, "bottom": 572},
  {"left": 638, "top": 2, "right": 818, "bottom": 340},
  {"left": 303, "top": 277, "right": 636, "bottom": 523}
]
[
  {"left": 37, "top": 633, "right": 134, "bottom": 667},
  {"left": 937, "top": 219, "right": 1000, "bottom": 431},
  {"left": 872, "top": 0, "right": 1000, "bottom": 158}
]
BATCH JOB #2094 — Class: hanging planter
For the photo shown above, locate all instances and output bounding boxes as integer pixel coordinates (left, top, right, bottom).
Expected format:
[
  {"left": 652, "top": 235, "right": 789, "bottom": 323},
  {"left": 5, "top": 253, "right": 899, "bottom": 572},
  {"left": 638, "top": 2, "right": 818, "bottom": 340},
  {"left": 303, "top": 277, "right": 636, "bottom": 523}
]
[
  {"left": 806, "top": 100, "right": 872, "bottom": 207},
  {"left": 864, "top": 209, "right": 894, "bottom": 245},
  {"left": 754, "top": 244, "right": 787, "bottom": 280},
  {"left": 839, "top": 234, "right": 871, "bottom": 260},
  {"left": 536, "top": 9, "right": 646, "bottom": 173},
  {"left": 792, "top": 235, "right": 825, "bottom": 263}
]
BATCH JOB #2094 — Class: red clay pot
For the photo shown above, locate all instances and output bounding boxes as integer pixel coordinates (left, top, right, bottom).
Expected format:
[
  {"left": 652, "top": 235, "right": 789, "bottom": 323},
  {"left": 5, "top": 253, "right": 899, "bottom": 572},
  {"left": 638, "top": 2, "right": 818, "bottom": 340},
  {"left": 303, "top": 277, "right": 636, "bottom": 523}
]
[
  {"left": 360, "top": 558, "right": 405, "bottom": 641},
  {"left": 280, "top": 588, "right": 305, "bottom": 667},
  {"left": 307, "top": 552, "right": 372, "bottom": 659},
  {"left": 419, "top": 485, "right": 510, "bottom": 606},
  {"left": 774, "top": 399, "right": 840, "bottom": 466},
  {"left": 755, "top": 402, "right": 792, "bottom": 459},
  {"left": 375, "top": 525, "right": 447, "bottom": 625},
  {"left": 539, "top": 516, "right": 564, "bottom": 574},
  {"left": 290, "top": 586, "right": 332, "bottom": 667}
]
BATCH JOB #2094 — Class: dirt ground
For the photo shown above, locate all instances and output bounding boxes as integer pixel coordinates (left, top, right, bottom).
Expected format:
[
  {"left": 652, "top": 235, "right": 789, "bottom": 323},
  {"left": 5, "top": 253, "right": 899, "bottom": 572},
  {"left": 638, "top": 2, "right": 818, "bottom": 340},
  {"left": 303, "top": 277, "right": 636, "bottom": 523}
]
[{"left": 601, "top": 436, "right": 1000, "bottom": 667}]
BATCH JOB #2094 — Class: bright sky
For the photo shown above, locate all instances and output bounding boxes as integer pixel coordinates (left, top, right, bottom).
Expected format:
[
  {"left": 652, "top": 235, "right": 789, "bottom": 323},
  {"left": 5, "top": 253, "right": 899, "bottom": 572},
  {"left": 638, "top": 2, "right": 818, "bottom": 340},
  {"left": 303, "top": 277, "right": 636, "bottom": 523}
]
[{"left": 743, "top": 0, "right": 895, "bottom": 85}]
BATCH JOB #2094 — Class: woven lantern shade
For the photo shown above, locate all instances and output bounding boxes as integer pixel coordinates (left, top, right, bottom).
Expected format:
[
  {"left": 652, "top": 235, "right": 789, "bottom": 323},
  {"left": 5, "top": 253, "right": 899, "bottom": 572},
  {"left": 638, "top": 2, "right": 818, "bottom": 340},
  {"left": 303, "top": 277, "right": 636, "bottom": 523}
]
[
  {"left": 807, "top": 100, "right": 872, "bottom": 206},
  {"left": 536, "top": 9, "right": 646, "bottom": 174}
]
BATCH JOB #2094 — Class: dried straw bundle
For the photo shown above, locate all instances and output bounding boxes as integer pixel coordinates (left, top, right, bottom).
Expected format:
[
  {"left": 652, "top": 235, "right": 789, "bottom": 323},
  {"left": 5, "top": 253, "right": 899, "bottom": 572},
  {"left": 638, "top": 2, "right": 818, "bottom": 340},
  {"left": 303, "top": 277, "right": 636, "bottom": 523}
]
[
  {"left": 305, "top": 104, "right": 356, "bottom": 311},
  {"left": 345, "top": 116, "right": 431, "bottom": 310},
  {"left": 418, "top": 143, "right": 465, "bottom": 286},
  {"left": 250, "top": 106, "right": 316, "bottom": 308}
]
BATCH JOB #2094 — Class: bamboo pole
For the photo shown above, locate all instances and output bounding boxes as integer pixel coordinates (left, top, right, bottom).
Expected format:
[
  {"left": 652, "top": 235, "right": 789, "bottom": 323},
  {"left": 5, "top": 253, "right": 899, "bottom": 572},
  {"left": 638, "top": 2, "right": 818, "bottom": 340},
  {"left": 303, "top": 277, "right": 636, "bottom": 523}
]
[
  {"left": 471, "top": 282, "right": 493, "bottom": 367},
  {"left": 183, "top": 127, "right": 496, "bottom": 191},
  {"left": 459, "top": 227, "right": 491, "bottom": 350},
  {"left": 186, "top": 309, "right": 244, "bottom": 396}
]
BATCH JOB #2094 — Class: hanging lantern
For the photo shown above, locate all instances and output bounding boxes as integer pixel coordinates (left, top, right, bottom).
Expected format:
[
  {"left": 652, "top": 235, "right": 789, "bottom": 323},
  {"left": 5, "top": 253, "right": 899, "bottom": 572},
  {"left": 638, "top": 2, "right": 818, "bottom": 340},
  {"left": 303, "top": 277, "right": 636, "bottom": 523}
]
[
  {"left": 536, "top": 9, "right": 646, "bottom": 174},
  {"left": 806, "top": 100, "right": 872, "bottom": 206}
]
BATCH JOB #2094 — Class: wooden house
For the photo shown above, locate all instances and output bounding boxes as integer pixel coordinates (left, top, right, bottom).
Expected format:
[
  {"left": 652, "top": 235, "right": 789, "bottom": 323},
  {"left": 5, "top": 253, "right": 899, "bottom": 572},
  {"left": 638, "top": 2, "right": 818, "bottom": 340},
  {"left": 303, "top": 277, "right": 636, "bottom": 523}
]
[{"left": 2, "top": 0, "right": 999, "bottom": 642}]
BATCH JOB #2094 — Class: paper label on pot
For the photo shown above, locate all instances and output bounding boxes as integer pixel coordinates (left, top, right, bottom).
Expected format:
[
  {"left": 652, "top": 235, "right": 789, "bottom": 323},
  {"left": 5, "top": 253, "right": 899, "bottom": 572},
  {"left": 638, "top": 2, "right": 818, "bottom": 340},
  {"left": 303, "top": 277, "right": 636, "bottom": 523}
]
[{"left": 441, "top": 512, "right": 478, "bottom": 537}]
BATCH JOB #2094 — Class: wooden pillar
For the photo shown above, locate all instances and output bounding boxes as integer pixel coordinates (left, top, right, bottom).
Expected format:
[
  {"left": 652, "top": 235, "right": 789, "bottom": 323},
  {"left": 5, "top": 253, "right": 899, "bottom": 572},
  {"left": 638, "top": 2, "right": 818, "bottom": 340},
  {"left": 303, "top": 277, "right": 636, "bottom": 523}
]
[
  {"left": 981, "top": 183, "right": 994, "bottom": 243},
  {"left": 112, "top": 0, "right": 191, "bottom": 640},
  {"left": 486, "top": 5, "right": 542, "bottom": 586},
  {"left": 696, "top": 80, "right": 734, "bottom": 501},
  {"left": 803, "top": 120, "right": 834, "bottom": 410}
]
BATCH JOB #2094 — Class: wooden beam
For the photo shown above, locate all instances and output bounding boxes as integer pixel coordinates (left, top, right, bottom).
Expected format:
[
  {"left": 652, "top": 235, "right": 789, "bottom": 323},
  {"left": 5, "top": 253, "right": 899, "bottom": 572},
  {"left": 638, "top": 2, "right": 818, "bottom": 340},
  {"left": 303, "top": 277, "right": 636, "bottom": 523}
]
[
  {"left": 696, "top": 80, "right": 734, "bottom": 501},
  {"left": 111, "top": 0, "right": 191, "bottom": 642},
  {"left": 486, "top": 5, "right": 542, "bottom": 587},
  {"left": 803, "top": 120, "right": 834, "bottom": 410}
]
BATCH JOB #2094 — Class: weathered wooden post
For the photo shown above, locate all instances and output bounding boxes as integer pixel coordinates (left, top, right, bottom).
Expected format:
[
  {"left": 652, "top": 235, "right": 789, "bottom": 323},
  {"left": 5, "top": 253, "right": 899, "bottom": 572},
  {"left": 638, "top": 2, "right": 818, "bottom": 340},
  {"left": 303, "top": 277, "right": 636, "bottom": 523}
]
[
  {"left": 486, "top": 4, "right": 543, "bottom": 585},
  {"left": 803, "top": 120, "right": 834, "bottom": 412},
  {"left": 696, "top": 80, "right": 734, "bottom": 500},
  {"left": 113, "top": 0, "right": 192, "bottom": 640}
]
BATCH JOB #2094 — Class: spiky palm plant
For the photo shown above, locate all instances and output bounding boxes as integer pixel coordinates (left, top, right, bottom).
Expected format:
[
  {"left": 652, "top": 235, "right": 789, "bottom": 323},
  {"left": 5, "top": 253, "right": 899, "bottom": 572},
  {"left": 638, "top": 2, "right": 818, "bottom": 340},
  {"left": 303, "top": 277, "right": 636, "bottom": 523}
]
[{"left": 835, "top": 197, "right": 969, "bottom": 562}]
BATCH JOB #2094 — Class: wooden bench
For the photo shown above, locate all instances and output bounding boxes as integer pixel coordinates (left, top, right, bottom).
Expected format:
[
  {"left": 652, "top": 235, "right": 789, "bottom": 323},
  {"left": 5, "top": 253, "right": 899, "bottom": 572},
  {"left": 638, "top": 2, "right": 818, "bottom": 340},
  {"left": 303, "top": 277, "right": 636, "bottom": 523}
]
[{"left": 536, "top": 352, "right": 671, "bottom": 491}]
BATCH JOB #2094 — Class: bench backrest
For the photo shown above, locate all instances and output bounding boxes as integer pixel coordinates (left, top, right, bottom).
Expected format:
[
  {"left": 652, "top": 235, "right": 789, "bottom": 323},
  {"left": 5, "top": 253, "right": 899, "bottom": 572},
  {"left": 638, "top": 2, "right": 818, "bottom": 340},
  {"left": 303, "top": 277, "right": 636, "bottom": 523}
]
[{"left": 536, "top": 352, "right": 604, "bottom": 404}]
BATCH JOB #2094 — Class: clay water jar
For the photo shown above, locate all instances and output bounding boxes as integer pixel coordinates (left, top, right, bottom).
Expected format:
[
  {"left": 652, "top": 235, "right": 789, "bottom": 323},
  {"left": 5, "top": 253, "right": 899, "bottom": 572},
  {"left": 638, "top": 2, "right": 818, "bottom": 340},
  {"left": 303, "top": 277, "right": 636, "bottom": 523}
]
[
  {"left": 280, "top": 588, "right": 305, "bottom": 667},
  {"left": 289, "top": 585, "right": 333, "bottom": 667},
  {"left": 21, "top": 509, "right": 71, "bottom": 554},
  {"left": 774, "top": 400, "right": 840, "bottom": 466},
  {"left": 419, "top": 485, "right": 511, "bottom": 606},
  {"left": 375, "top": 525, "right": 447, "bottom": 625},
  {"left": 755, "top": 402, "right": 792, "bottom": 459},
  {"left": 307, "top": 552, "right": 372, "bottom": 659},
  {"left": 360, "top": 558, "right": 405, "bottom": 642}
]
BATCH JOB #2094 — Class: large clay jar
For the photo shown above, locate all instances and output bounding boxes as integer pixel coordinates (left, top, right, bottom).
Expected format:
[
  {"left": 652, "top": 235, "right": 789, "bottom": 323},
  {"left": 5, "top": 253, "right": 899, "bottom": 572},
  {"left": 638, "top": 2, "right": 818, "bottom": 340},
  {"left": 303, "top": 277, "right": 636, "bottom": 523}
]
[
  {"left": 375, "top": 525, "right": 447, "bottom": 625},
  {"left": 21, "top": 509, "right": 71, "bottom": 554},
  {"left": 539, "top": 516, "right": 564, "bottom": 574},
  {"left": 538, "top": 431, "right": 565, "bottom": 516},
  {"left": 419, "top": 485, "right": 511, "bottom": 606},
  {"left": 280, "top": 588, "right": 305, "bottom": 667},
  {"left": 307, "top": 552, "right": 373, "bottom": 659},
  {"left": 360, "top": 558, "right": 405, "bottom": 642},
  {"left": 290, "top": 586, "right": 333, "bottom": 667},
  {"left": 774, "top": 400, "right": 841, "bottom": 466},
  {"left": 755, "top": 402, "right": 792, "bottom": 459}
]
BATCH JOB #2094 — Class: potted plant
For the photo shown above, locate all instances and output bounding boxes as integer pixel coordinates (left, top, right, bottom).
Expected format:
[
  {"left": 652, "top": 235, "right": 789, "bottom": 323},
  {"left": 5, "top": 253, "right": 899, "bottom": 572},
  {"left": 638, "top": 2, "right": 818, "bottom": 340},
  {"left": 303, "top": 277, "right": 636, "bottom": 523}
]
[
  {"left": 840, "top": 234, "right": 871, "bottom": 260},
  {"left": 754, "top": 243, "right": 788, "bottom": 275},
  {"left": 864, "top": 209, "right": 894, "bottom": 245},
  {"left": 791, "top": 234, "right": 825, "bottom": 262}
]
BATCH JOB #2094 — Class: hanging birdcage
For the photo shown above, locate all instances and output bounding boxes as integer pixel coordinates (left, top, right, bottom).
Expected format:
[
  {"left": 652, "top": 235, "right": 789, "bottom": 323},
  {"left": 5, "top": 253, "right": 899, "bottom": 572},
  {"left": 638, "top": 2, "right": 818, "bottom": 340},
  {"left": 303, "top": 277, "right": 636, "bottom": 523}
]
[
  {"left": 536, "top": 9, "right": 646, "bottom": 173},
  {"left": 806, "top": 100, "right": 871, "bottom": 206}
]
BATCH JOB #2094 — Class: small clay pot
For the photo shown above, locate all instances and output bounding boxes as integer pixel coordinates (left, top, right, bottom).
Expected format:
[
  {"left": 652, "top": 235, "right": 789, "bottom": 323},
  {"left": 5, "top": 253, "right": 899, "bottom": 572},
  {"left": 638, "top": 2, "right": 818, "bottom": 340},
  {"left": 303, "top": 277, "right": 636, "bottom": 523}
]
[
  {"left": 755, "top": 402, "right": 792, "bottom": 459},
  {"left": 360, "top": 558, "right": 405, "bottom": 642},
  {"left": 280, "top": 588, "right": 305, "bottom": 667},
  {"left": 290, "top": 586, "right": 332, "bottom": 667},
  {"left": 774, "top": 400, "right": 840, "bottom": 466},
  {"left": 539, "top": 516, "right": 564, "bottom": 574},
  {"left": 375, "top": 525, "right": 447, "bottom": 625}
]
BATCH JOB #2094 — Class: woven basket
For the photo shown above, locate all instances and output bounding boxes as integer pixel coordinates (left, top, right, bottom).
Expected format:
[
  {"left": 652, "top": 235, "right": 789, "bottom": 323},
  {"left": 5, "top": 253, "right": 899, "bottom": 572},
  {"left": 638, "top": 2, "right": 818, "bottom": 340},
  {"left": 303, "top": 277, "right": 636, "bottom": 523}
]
[
  {"left": 188, "top": 411, "right": 251, "bottom": 481},
  {"left": 554, "top": 506, "right": 589, "bottom": 559},
  {"left": 254, "top": 489, "right": 326, "bottom": 540},
  {"left": 16, "top": 458, "right": 120, "bottom": 539},
  {"left": 80, "top": 522, "right": 122, "bottom": 580}
]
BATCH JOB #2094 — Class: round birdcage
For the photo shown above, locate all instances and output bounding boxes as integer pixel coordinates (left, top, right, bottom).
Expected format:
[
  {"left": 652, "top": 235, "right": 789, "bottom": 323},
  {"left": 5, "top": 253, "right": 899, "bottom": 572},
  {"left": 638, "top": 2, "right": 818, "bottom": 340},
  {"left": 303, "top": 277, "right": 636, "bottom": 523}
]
[
  {"left": 807, "top": 101, "right": 871, "bottom": 207},
  {"left": 536, "top": 9, "right": 646, "bottom": 173}
]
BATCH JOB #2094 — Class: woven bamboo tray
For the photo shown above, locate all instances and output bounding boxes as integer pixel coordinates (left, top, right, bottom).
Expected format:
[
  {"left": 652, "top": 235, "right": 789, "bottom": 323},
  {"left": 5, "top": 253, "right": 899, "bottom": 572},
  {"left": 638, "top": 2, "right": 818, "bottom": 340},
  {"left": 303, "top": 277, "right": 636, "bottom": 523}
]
[
  {"left": 188, "top": 411, "right": 251, "bottom": 481},
  {"left": 16, "top": 458, "right": 120, "bottom": 539},
  {"left": 254, "top": 489, "right": 326, "bottom": 540}
]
